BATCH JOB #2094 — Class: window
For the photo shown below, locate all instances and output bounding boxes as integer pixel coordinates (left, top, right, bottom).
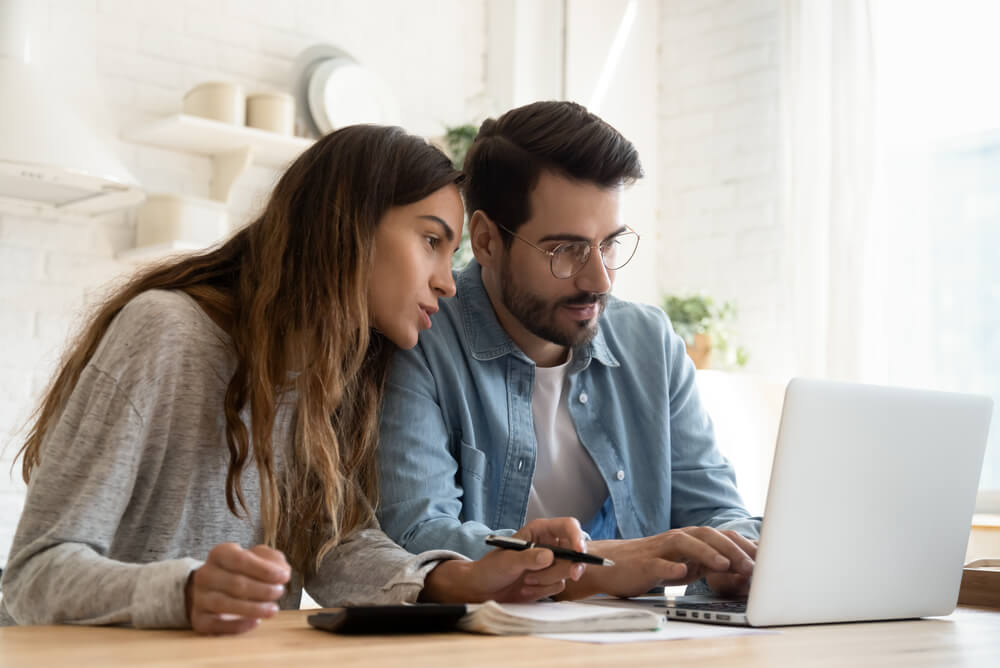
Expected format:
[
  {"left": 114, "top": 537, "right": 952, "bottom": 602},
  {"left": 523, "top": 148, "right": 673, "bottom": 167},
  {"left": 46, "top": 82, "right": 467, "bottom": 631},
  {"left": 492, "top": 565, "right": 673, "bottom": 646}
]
[{"left": 872, "top": 0, "right": 1000, "bottom": 510}]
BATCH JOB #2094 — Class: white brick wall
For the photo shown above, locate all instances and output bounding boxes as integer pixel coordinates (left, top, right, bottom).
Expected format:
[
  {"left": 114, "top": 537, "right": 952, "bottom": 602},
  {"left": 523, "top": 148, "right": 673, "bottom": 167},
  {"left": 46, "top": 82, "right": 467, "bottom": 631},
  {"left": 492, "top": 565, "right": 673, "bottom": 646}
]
[
  {"left": 656, "top": 0, "right": 788, "bottom": 375},
  {"left": 0, "top": 0, "right": 487, "bottom": 567}
]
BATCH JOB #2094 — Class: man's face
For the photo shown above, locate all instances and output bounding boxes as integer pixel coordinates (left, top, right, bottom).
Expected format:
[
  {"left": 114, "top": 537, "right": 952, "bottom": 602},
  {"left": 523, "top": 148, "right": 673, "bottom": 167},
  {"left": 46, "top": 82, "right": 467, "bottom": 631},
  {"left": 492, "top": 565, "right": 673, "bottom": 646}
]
[{"left": 496, "top": 171, "right": 624, "bottom": 350}]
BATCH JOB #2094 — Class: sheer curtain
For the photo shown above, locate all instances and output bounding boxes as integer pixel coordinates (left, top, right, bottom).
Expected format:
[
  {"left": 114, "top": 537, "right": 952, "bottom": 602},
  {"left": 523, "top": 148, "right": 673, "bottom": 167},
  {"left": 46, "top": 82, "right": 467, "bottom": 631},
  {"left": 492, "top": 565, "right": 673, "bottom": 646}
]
[
  {"left": 869, "top": 0, "right": 1000, "bottom": 506},
  {"left": 779, "top": 0, "right": 878, "bottom": 381},
  {"left": 780, "top": 0, "right": 1000, "bottom": 507}
]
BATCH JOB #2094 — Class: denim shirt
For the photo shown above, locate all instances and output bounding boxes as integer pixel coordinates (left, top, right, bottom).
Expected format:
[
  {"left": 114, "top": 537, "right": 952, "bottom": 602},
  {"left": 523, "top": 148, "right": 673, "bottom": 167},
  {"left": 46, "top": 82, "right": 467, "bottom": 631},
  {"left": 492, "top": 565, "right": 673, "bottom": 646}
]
[{"left": 377, "top": 261, "right": 759, "bottom": 559}]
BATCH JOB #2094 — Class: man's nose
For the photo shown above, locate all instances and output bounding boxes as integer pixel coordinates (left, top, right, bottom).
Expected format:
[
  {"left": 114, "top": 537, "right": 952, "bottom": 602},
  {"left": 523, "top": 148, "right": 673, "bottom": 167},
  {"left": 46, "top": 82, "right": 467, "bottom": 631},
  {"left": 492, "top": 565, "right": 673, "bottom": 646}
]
[{"left": 574, "top": 247, "right": 612, "bottom": 294}]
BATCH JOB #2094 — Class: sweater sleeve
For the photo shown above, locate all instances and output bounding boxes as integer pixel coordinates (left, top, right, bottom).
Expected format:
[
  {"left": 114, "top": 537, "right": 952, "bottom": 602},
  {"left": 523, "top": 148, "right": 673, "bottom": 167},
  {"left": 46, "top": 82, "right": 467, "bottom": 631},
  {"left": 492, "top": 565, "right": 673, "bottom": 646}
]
[
  {"left": 304, "top": 525, "right": 467, "bottom": 607},
  {"left": 0, "top": 363, "right": 199, "bottom": 628}
]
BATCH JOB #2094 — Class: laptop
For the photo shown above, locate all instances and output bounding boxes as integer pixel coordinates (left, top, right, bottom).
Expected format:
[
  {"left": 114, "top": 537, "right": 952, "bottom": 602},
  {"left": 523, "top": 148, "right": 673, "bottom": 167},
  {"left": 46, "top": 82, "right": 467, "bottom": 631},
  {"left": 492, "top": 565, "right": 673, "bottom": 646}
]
[{"left": 664, "top": 377, "right": 993, "bottom": 627}]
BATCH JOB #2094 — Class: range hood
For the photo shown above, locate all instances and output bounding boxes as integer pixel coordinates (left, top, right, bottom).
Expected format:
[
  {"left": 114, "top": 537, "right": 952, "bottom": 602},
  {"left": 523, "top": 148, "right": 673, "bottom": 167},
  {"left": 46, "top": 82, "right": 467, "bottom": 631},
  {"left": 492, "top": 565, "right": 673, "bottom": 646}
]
[{"left": 0, "top": 1, "right": 144, "bottom": 216}]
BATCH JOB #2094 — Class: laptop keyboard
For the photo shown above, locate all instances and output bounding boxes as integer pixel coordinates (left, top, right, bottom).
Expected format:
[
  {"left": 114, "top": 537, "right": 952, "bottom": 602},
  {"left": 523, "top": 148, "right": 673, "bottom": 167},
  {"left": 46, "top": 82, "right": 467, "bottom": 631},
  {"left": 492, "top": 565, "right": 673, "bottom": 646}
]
[{"left": 674, "top": 600, "right": 748, "bottom": 613}]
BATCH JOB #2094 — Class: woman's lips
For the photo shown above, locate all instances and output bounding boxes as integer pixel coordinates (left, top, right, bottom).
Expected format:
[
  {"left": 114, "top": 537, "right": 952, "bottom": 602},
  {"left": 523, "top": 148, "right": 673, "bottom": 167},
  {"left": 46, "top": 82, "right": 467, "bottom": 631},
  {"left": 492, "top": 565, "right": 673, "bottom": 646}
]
[{"left": 419, "top": 306, "right": 434, "bottom": 329}]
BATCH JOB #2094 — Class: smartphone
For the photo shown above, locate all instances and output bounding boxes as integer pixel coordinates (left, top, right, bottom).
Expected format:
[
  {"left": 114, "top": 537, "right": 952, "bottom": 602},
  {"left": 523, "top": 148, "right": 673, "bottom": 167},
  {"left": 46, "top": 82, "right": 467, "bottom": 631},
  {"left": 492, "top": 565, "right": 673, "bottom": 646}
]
[{"left": 307, "top": 604, "right": 468, "bottom": 635}]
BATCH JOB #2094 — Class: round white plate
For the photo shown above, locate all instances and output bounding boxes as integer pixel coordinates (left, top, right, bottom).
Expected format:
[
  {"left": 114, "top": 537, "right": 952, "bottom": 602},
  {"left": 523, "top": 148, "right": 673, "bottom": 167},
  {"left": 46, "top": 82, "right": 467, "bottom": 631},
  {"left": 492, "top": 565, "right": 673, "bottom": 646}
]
[
  {"left": 290, "top": 44, "right": 353, "bottom": 137},
  {"left": 307, "top": 58, "right": 401, "bottom": 134}
]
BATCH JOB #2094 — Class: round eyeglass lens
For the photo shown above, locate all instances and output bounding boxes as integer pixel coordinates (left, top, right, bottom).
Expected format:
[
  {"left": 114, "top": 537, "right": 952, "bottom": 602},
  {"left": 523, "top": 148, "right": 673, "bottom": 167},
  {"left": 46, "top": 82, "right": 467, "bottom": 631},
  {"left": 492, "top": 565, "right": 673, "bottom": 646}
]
[
  {"left": 603, "top": 231, "right": 638, "bottom": 270},
  {"left": 551, "top": 243, "right": 591, "bottom": 278}
]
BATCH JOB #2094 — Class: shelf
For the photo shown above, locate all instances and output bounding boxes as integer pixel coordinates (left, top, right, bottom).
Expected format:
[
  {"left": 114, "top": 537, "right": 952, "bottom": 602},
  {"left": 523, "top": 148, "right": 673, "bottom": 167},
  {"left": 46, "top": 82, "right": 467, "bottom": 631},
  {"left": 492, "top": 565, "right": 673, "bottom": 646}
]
[
  {"left": 123, "top": 114, "right": 314, "bottom": 203},
  {"left": 123, "top": 114, "right": 313, "bottom": 168},
  {"left": 118, "top": 114, "right": 316, "bottom": 263}
]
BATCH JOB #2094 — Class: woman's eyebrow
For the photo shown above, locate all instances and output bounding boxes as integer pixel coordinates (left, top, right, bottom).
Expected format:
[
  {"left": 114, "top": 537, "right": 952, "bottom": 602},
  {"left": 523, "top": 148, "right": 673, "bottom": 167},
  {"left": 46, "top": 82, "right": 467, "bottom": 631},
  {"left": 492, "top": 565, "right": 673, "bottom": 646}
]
[{"left": 417, "top": 215, "right": 455, "bottom": 242}]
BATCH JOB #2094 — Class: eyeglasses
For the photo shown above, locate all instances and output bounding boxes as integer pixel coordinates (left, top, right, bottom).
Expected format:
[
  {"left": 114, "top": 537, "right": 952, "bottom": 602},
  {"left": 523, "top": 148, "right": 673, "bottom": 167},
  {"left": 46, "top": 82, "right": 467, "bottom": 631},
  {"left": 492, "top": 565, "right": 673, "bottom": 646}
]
[{"left": 493, "top": 221, "right": 640, "bottom": 279}]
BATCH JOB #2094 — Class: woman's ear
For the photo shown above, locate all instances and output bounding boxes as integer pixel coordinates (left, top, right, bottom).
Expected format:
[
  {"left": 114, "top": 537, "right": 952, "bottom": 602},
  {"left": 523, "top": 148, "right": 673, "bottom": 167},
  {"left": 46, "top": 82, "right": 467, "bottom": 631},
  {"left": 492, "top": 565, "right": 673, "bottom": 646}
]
[{"left": 469, "top": 210, "right": 500, "bottom": 268}]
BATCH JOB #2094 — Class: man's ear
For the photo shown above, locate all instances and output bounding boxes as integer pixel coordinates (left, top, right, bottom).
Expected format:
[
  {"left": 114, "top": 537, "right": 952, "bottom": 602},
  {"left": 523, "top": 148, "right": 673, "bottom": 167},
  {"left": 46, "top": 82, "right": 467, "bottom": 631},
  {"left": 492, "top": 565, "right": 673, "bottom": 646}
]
[{"left": 469, "top": 210, "right": 501, "bottom": 269}]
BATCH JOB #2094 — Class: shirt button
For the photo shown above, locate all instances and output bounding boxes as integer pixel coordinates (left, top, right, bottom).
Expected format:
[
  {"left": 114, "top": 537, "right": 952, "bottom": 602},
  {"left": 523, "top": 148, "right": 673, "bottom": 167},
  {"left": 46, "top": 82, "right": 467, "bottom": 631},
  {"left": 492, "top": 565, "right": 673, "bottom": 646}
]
[
  {"left": 578, "top": 392, "right": 589, "bottom": 404},
  {"left": 517, "top": 459, "right": 525, "bottom": 472},
  {"left": 615, "top": 470, "right": 625, "bottom": 481}
]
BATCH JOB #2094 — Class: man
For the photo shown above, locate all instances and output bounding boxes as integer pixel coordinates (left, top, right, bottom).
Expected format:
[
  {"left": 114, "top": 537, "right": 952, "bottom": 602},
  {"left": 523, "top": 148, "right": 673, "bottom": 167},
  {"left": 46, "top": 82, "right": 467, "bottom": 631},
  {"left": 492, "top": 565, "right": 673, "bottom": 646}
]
[{"left": 377, "top": 101, "right": 759, "bottom": 599}]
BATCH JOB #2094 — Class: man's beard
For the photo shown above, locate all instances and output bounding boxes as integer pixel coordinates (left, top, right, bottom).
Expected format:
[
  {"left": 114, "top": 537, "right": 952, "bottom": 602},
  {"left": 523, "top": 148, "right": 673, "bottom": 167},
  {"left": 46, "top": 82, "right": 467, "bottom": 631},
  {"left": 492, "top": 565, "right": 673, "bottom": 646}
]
[{"left": 499, "top": 258, "right": 607, "bottom": 348}]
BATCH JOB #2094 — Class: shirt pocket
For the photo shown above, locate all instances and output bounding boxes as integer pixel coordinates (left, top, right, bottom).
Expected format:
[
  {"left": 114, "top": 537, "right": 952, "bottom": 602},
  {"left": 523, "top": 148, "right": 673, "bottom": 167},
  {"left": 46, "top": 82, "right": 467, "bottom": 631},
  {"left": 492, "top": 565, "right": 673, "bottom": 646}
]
[{"left": 458, "top": 441, "right": 487, "bottom": 522}]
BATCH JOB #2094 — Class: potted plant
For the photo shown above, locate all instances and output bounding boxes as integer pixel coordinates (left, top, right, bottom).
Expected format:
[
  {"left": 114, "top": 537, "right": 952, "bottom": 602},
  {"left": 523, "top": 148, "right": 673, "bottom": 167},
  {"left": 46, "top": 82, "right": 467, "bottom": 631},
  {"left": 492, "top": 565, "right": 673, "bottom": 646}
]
[
  {"left": 661, "top": 294, "right": 749, "bottom": 370},
  {"left": 443, "top": 123, "right": 478, "bottom": 171},
  {"left": 441, "top": 123, "right": 479, "bottom": 268}
]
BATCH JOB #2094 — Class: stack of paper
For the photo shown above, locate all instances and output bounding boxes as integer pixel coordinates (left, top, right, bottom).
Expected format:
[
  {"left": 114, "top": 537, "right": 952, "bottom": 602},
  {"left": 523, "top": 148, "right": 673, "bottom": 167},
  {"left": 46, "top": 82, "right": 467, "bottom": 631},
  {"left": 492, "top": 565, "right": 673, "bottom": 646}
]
[{"left": 457, "top": 601, "right": 662, "bottom": 635}]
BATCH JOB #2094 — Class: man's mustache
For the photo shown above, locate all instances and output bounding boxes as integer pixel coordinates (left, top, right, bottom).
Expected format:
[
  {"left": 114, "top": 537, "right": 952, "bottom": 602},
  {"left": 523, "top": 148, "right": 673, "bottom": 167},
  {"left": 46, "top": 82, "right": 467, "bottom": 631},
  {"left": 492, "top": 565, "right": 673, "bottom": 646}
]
[{"left": 558, "top": 293, "right": 608, "bottom": 308}]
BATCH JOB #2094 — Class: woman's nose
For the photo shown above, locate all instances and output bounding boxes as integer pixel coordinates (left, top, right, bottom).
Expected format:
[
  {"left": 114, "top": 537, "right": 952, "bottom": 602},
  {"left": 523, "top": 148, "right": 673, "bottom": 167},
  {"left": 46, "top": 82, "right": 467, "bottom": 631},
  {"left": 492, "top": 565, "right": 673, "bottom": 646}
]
[{"left": 433, "top": 261, "right": 457, "bottom": 298}]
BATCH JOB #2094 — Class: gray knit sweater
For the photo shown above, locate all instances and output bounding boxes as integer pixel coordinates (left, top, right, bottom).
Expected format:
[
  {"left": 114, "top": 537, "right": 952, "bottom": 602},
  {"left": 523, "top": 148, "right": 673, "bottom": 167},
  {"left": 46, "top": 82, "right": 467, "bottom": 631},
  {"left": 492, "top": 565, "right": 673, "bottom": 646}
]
[{"left": 0, "top": 290, "right": 458, "bottom": 628}]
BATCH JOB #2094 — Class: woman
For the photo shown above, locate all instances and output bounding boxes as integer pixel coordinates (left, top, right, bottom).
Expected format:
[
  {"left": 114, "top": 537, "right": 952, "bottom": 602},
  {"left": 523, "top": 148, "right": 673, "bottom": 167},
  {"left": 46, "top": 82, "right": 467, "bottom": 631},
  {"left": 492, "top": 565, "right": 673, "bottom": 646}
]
[{"left": 0, "top": 125, "right": 586, "bottom": 635}]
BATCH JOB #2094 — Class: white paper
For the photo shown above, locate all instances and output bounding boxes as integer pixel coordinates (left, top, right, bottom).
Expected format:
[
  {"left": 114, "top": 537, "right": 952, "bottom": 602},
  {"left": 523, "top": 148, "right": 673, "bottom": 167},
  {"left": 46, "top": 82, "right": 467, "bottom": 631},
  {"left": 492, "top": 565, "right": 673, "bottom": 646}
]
[
  {"left": 538, "top": 623, "right": 776, "bottom": 644},
  {"left": 474, "top": 601, "right": 650, "bottom": 621},
  {"left": 460, "top": 601, "right": 661, "bottom": 635},
  {"left": 527, "top": 596, "right": 779, "bottom": 643}
]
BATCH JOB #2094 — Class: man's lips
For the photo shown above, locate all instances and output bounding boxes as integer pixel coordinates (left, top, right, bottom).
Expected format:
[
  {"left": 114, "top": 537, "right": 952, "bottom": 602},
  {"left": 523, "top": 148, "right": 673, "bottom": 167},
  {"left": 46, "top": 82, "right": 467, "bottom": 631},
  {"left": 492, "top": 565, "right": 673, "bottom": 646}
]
[{"left": 561, "top": 302, "right": 599, "bottom": 321}]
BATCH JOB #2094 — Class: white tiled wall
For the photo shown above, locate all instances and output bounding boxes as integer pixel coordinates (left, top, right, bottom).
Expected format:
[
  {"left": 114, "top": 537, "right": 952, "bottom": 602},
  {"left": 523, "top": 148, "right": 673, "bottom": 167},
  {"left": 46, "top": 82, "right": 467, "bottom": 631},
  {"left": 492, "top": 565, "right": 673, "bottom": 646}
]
[
  {"left": 0, "top": 0, "right": 488, "bottom": 567},
  {"left": 656, "top": 0, "right": 788, "bottom": 376}
]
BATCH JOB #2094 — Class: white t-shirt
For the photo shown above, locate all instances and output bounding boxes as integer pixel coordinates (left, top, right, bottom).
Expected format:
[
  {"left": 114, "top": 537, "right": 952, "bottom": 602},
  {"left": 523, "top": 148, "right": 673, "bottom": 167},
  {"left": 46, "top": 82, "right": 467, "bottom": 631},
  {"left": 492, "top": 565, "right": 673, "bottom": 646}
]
[{"left": 525, "top": 353, "right": 608, "bottom": 525}]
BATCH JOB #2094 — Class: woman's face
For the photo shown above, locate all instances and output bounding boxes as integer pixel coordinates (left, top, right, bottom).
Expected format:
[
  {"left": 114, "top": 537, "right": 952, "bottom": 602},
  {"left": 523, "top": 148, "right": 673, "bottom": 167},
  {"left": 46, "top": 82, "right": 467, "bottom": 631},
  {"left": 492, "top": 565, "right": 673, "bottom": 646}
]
[{"left": 369, "top": 184, "right": 465, "bottom": 349}]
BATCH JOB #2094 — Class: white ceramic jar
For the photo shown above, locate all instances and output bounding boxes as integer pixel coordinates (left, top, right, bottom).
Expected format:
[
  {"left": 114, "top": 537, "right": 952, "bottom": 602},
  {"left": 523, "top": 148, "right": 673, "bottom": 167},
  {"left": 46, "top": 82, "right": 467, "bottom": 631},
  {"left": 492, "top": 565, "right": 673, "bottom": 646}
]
[
  {"left": 183, "top": 82, "right": 245, "bottom": 125},
  {"left": 135, "top": 194, "right": 229, "bottom": 248},
  {"left": 246, "top": 91, "right": 295, "bottom": 135}
]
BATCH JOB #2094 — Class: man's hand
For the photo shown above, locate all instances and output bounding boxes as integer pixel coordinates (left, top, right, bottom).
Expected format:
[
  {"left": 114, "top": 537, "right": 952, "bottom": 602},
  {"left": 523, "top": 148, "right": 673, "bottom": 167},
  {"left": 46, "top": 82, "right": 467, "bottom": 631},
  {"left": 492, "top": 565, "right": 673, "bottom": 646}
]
[
  {"left": 558, "top": 526, "right": 757, "bottom": 599},
  {"left": 703, "top": 537, "right": 758, "bottom": 597},
  {"left": 420, "top": 517, "right": 588, "bottom": 603},
  {"left": 185, "top": 543, "right": 291, "bottom": 635}
]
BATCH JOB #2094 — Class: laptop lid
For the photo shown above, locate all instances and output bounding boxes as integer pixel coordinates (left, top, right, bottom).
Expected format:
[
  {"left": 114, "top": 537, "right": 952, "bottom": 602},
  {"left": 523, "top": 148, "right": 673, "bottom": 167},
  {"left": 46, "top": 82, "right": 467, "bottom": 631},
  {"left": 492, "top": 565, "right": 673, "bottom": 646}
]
[{"left": 744, "top": 378, "right": 993, "bottom": 626}]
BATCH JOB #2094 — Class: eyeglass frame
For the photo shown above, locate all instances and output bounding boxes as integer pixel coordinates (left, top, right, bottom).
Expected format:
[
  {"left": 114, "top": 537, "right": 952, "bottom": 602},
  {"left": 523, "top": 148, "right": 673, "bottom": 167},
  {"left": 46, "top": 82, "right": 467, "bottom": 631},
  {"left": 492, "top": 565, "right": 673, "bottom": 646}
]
[{"left": 491, "top": 220, "right": 640, "bottom": 279}]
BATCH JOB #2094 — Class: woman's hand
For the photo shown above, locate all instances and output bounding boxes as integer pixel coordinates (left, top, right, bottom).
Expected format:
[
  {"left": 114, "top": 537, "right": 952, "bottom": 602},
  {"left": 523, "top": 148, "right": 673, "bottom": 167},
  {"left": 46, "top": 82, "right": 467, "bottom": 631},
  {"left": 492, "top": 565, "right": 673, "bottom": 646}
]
[
  {"left": 420, "top": 518, "right": 589, "bottom": 603},
  {"left": 186, "top": 543, "right": 291, "bottom": 635}
]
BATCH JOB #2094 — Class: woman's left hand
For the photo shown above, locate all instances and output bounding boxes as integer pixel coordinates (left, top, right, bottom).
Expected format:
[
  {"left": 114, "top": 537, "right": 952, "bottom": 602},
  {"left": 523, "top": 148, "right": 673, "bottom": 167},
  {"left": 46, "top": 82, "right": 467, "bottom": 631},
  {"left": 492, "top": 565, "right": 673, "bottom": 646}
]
[{"left": 420, "top": 517, "right": 588, "bottom": 603}]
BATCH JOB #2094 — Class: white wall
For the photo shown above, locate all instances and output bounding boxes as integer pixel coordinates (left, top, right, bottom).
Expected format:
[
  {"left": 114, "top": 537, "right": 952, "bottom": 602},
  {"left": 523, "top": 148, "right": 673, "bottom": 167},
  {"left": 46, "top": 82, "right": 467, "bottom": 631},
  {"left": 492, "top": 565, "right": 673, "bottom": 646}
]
[
  {"left": 483, "top": 0, "right": 787, "bottom": 367},
  {"left": 0, "top": 0, "right": 488, "bottom": 567},
  {"left": 483, "top": 0, "right": 662, "bottom": 307},
  {"left": 485, "top": 0, "right": 565, "bottom": 110},
  {"left": 654, "top": 0, "right": 789, "bottom": 515},
  {"left": 565, "top": 0, "right": 660, "bottom": 308},
  {"left": 656, "top": 0, "right": 787, "bottom": 376}
]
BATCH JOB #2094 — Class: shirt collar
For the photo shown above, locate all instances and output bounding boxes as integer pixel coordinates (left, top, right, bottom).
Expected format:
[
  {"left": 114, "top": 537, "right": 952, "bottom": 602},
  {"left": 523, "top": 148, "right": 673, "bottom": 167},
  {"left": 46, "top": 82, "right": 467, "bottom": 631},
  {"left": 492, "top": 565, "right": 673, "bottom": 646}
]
[{"left": 457, "top": 260, "right": 620, "bottom": 369}]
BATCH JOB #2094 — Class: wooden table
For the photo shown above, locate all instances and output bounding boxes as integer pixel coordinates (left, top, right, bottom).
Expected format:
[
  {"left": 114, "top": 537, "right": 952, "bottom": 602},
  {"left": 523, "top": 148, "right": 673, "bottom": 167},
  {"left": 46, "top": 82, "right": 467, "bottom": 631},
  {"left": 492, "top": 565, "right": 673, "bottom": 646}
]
[{"left": 1, "top": 606, "right": 998, "bottom": 667}]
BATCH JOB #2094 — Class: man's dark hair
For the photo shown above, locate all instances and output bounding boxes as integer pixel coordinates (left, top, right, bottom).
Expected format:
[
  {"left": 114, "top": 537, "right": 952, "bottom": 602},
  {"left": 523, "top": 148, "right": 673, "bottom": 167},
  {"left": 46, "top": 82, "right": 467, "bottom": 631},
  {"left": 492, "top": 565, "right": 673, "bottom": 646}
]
[{"left": 463, "top": 100, "right": 644, "bottom": 243}]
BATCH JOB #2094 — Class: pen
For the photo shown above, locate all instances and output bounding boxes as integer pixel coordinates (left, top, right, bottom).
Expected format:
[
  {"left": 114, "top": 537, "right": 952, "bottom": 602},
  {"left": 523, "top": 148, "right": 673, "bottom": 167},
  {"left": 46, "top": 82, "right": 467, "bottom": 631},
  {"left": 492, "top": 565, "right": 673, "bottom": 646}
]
[{"left": 485, "top": 534, "right": 615, "bottom": 566}]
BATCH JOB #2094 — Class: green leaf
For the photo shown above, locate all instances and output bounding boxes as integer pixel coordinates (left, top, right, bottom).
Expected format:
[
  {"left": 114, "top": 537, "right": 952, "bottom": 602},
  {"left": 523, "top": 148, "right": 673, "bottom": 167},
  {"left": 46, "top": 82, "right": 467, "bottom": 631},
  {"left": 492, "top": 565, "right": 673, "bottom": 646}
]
[
  {"left": 660, "top": 293, "right": 748, "bottom": 369},
  {"left": 443, "top": 123, "right": 478, "bottom": 170}
]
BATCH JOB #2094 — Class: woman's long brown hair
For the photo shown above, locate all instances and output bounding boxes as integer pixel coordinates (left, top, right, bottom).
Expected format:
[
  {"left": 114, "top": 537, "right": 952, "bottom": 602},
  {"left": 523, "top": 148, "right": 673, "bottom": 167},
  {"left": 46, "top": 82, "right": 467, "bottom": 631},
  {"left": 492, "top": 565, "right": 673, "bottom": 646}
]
[{"left": 16, "top": 125, "right": 462, "bottom": 576}]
